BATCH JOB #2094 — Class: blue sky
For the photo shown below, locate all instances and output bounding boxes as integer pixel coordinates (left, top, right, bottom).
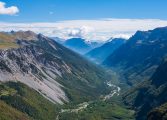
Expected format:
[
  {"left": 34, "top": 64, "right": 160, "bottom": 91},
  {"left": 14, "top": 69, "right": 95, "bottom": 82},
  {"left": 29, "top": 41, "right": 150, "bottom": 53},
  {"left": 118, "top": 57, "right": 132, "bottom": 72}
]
[
  {"left": 0, "top": 0, "right": 167, "bottom": 41},
  {"left": 0, "top": 0, "right": 167, "bottom": 22}
]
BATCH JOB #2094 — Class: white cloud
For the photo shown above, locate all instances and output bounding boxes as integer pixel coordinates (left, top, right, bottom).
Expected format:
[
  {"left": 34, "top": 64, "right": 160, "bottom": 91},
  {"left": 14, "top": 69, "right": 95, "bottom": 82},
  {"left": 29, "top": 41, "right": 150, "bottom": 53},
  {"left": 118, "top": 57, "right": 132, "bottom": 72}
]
[
  {"left": 0, "top": 18, "right": 167, "bottom": 41},
  {"left": 67, "top": 26, "right": 93, "bottom": 38},
  {"left": 0, "top": 2, "right": 19, "bottom": 15}
]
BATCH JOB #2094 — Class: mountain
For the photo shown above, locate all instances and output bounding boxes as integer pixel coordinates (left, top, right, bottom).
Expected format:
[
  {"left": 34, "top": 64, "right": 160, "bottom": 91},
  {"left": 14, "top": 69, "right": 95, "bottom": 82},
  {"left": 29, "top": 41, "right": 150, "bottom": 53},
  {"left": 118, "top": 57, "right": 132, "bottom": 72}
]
[
  {"left": 52, "top": 37, "right": 65, "bottom": 44},
  {"left": 0, "top": 82, "right": 58, "bottom": 120},
  {"left": 86, "top": 38, "right": 126, "bottom": 63},
  {"left": 87, "top": 41, "right": 104, "bottom": 49},
  {"left": 0, "top": 31, "right": 110, "bottom": 119},
  {"left": 63, "top": 38, "right": 102, "bottom": 54},
  {"left": 148, "top": 102, "right": 167, "bottom": 120},
  {"left": 63, "top": 38, "right": 91, "bottom": 54},
  {"left": 123, "top": 58, "right": 167, "bottom": 120},
  {"left": 0, "top": 31, "right": 38, "bottom": 49},
  {"left": 103, "top": 27, "right": 167, "bottom": 85}
]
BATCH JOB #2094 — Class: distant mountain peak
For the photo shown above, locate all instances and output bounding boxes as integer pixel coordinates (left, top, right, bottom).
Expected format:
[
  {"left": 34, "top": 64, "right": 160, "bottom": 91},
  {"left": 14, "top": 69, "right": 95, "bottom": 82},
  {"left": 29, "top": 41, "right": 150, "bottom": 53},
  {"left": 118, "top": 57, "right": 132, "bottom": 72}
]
[
  {"left": 62, "top": 37, "right": 103, "bottom": 54},
  {"left": 86, "top": 38, "right": 126, "bottom": 63}
]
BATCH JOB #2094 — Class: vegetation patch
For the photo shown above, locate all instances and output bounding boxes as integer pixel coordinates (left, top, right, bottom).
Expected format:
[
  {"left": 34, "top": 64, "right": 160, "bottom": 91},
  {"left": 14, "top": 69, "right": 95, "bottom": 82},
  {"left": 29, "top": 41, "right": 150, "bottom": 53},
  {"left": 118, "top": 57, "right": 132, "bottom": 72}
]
[
  {"left": 0, "top": 82, "right": 60, "bottom": 120},
  {"left": 59, "top": 100, "right": 135, "bottom": 120},
  {"left": 0, "top": 42, "right": 18, "bottom": 49}
]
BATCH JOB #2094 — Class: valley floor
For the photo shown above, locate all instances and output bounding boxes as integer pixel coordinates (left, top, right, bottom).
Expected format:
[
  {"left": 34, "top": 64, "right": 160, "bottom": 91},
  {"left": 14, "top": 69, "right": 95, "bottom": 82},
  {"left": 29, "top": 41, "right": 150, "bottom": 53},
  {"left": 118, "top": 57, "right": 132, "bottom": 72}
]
[{"left": 56, "top": 79, "right": 135, "bottom": 120}]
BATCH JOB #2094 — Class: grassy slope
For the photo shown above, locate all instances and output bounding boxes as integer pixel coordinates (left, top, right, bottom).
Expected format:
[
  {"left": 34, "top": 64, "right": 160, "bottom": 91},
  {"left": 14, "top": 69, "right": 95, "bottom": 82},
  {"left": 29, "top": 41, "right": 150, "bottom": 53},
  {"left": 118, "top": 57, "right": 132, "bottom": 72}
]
[
  {"left": 0, "top": 100, "right": 30, "bottom": 120},
  {"left": 0, "top": 32, "right": 18, "bottom": 49},
  {"left": 59, "top": 100, "right": 135, "bottom": 120},
  {"left": 0, "top": 42, "right": 18, "bottom": 49},
  {"left": 123, "top": 59, "right": 167, "bottom": 120},
  {"left": 0, "top": 82, "right": 59, "bottom": 120},
  {"left": 147, "top": 102, "right": 167, "bottom": 120}
]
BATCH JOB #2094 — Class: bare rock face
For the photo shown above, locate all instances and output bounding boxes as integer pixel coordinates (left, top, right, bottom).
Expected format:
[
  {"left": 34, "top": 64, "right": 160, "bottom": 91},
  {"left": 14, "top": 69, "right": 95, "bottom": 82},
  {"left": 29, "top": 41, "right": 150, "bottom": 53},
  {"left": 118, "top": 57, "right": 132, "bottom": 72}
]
[{"left": 0, "top": 32, "right": 72, "bottom": 104}]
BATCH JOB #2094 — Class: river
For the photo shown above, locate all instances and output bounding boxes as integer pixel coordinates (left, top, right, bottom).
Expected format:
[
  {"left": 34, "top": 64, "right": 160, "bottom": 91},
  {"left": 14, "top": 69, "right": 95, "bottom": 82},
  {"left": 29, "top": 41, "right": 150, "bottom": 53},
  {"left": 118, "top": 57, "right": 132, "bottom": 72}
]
[
  {"left": 56, "top": 81, "right": 121, "bottom": 120},
  {"left": 103, "top": 81, "right": 121, "bottom": 101}
]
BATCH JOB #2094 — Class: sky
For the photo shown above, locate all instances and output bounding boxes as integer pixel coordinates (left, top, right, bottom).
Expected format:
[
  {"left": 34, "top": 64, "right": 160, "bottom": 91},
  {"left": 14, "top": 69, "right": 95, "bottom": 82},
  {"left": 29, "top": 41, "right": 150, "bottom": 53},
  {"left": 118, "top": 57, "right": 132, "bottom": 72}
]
[{"left": 0, "top": 0, "right": 167, "bottom": 41}]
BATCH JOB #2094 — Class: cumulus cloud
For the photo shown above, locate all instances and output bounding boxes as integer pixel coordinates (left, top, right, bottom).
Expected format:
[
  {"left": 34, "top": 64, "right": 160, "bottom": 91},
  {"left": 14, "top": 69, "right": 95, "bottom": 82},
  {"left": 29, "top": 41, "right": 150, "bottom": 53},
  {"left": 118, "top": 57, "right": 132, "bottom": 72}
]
[
  {"left": 0, "top": 18, "right": 167, "bottom": 41},
  {"left": 67, "top": 26, "right": 93, "bottom": 38},
  {"left": 0, "top": 2, "right": 19, "bottom": 15},
  {"left": 67, "top": 28, "right": 82, "bottom": 37}
]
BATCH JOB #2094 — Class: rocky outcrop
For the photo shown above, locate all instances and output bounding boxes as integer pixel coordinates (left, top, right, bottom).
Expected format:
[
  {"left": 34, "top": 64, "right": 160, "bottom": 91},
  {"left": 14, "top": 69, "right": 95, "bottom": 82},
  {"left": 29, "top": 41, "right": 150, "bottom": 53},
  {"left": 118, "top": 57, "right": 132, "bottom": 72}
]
[{"left": 0, "top": 38, "right": 70, "bottom": 104}]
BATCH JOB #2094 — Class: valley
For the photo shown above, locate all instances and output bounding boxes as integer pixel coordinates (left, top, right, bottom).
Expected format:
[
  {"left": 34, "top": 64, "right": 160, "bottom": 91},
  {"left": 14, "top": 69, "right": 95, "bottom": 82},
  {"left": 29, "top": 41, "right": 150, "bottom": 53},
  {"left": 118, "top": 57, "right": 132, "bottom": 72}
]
[
  {"left": 0, "top": 26, "right": 167, "bottom": 120},
  {"left": 56, "top": 79, "right": 134, "bottom": 120},
  {"left": 56, "top": 80, "right": 122, "bottom": 120},
  {"left": 55, "top": 26, "right": 167, "bottom": 120},
  {"left": 0, "top": 31, "right": 134, "bottom": 120}
]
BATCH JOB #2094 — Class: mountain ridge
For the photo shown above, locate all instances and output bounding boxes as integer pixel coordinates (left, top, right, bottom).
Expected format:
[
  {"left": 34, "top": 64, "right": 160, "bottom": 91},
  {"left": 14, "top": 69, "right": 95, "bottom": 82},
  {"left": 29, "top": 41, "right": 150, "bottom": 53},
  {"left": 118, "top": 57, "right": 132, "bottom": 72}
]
[
  {"left": 123, "top": 57, "right": 167, "bottom": 119},
  {"left": 86, "top": 38, "right": 126, "bottom": 63},
  {"left": 103, "top": 27, "right": 167, "bottom": 85}
]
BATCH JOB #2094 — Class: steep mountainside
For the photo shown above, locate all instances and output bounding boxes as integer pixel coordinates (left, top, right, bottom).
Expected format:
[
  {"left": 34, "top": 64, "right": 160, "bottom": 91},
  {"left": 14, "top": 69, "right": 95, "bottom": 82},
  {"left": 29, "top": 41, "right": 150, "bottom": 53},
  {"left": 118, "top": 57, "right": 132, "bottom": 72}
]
[
  {"left": 86, "top": 38, "right": 126, "bottom": 63},
  {"left": 0, "top": 82, "right": 58, "bottom": 120},
  {"left": 63, "top": 38, "right": 102, "bottom": 54},
  {"left": 147, "top": 102, "right": 167, "bottom": 120},
  {"left": 103, "top": 27, "right": 167, "bottom": 85},
  {"left": 0, "top": 31, "right": 110, "bottom": 105},
  {"left": 123, "top": 58, "right": 167, "bottom": 120}
]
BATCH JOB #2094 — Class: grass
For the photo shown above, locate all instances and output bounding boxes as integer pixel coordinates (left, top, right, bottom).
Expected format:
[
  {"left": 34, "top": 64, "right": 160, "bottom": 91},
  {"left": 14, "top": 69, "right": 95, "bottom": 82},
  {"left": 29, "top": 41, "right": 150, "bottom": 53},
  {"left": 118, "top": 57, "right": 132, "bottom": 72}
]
[
  {"left": 59, "top": 100, "right": 135, "bottom": 120},
  {"left": 0, "top": 100, "right": 30, "bottom": 120},
  {"left": 0, "top": 88, "right": 17, "bottom": 97},
  {"left": 0, "top": 32, "right": 19, "bottom": 49},
  {"left": 0, "top": 33, "right": 15, "bottom": 42},
  {"left": 0, "top": 42, "right": 18, "bottom": 49},
  {"left": 0, "top": 82, "right": 60, "bottom": 120}
]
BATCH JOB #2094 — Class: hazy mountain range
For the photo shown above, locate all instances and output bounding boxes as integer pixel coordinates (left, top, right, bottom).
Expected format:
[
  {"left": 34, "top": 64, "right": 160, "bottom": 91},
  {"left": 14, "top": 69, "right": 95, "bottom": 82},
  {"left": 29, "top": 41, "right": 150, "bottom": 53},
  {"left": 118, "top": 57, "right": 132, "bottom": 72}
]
[
  {"left": 55, "top": 38, "right": 103, "bottom": 55},
  {"left": 86, "top": 38, "right": 126, "bottom": 63}
]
